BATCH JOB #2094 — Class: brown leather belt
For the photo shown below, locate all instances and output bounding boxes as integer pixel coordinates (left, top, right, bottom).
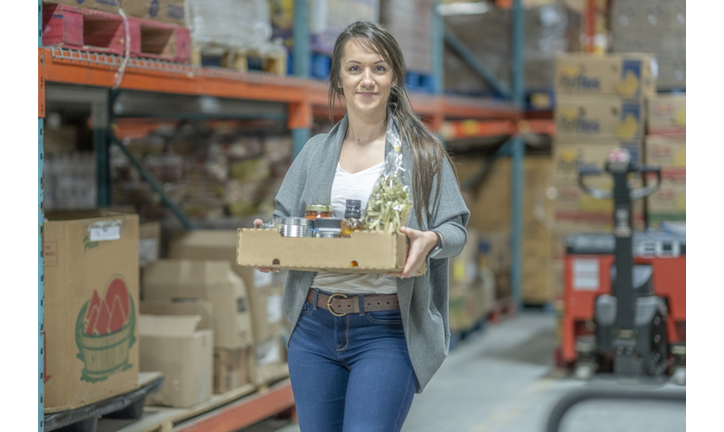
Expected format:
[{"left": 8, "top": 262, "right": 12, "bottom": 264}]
[{"left": 306, "top": 289, "right": 400, "bottom": 317}]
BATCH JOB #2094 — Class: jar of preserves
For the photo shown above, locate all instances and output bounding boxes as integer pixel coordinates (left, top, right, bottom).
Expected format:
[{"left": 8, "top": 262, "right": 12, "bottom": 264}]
[{"left": 305, "top": 204, "right": 333, "bottom": 220}]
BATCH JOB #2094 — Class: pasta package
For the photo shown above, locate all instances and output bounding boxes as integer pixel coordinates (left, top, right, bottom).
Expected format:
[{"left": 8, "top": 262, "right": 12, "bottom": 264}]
[{"left": 364, "top": 129, "right": 412, "bottom": 232}]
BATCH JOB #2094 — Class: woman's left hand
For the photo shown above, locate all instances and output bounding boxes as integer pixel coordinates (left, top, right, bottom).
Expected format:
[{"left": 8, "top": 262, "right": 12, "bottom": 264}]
[{"left": 388, "top": 226, "right": 439, "bottom": 279}]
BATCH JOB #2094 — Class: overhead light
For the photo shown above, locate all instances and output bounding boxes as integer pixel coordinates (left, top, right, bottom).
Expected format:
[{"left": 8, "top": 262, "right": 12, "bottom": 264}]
[{"left": 437, "top": 2, "right": 490, "bottom": 16}]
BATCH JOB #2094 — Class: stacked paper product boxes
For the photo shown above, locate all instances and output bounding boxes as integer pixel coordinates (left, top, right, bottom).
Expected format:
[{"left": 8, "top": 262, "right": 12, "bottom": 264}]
[
  {"left": 551, "top": 52, "right": 657, "bottom": 233},
  {"left": 644, "top": 93, "right": 686, "bottom": 227}
]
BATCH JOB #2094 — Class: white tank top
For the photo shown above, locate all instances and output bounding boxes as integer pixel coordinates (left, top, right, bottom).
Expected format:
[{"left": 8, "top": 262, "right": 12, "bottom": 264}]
[{"left": 310, "top": 162, "right": 399, "bottom": 294}]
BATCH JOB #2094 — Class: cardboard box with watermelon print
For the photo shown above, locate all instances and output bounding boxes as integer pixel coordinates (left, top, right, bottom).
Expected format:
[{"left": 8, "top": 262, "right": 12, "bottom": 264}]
[{"left": 43, "top": 211, "right": 140, "bottom": 412}]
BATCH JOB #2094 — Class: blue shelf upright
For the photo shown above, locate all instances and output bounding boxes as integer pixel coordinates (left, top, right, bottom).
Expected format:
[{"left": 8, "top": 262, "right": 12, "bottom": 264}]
[
  {"left": 510, "top": 0, "right": 525, "bottom": 310},
  {"left": 38, "top": 1, "right": 45, "bottom": 430}
]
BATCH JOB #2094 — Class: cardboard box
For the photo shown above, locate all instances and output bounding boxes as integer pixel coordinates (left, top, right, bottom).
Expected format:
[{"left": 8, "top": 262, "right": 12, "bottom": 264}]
[
  {"left": 142, "top": 260, "right": 253, "bottom": 349},
  {"left": 122, "top": 0, "right": 186, "bottom": 25},
  {"left": 44, "top": 0, "right": 120, "bottom": 13},
  {"left": 236, "top": 229, "right": 424, "bottom": 275},
  {"left": 549, "top": 178, "right": 646, "bottom": 231},
  {"left": 43, "top": 212, "right": 139, "bottom": 412},
  {"left": 140, "top": 299, "right": 214, "bottom": 330},
  {"left": 140, "top": 314, "right": 213, "bottom": 407},
  {"left": 552, "top": 137, "right": 643, "bottom": 180},
  {"left": 555, "top": 95, "right": 645, "bottom": 141},
  {"left": 647, "top": 94, "right": 686, "bottom": 135},
  {"left": 169, "top": 230, "right": 274, "bottom": 298},
  {"left": 139, "top": 222, "right": 161, "bottom": 268},
  {"left": 644, "top": 136, "right": 686, "bottom": 175},
  {"left": 554, "top": 53, "right": 657, "bottom": 98},
  {"left": 214, "top": 348, "right": 252, "bottom": 394},
  {"left": 647, "top": 177, "right": 686, "bottom": 215}
]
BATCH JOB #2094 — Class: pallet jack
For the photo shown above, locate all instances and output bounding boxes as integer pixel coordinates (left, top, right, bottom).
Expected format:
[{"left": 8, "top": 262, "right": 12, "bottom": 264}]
[{"left": 558, "top": 148, "right": 686, "bottom": 384}]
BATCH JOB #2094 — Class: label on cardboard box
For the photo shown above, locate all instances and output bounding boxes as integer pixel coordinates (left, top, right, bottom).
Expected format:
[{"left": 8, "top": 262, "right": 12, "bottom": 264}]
[
  {"left": 139, "top": 239, "right": 159, "bottom": 267},
  {"left": 89, "top": 220, "right": 123, "bottom": 241},
  {"left": 555, "top": 53, "right": 656, "bottom": 97}
]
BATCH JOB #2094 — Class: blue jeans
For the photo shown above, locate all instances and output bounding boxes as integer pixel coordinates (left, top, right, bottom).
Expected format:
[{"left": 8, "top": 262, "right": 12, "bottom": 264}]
[{"left": 288, "top": 289, "right": 417, "bottom": 432}]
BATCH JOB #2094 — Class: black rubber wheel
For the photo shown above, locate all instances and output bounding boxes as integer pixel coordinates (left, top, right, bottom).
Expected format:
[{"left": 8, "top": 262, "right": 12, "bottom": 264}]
[{"left": 103, "top": 396, "right": 147, "bottom": 420}]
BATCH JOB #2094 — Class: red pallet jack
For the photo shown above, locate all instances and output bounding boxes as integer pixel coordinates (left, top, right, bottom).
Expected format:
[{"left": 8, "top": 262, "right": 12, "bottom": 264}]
[{"left": 558, "top": 148, "right": 686, "bottom": 384}]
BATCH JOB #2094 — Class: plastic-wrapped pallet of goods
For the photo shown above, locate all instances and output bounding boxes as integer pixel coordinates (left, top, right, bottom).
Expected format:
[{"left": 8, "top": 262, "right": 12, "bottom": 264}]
[
  {"left": 310, "top": 0, "right": 380, "bottom": 55},
  {"left": 187, "top": 0, "right": 286, "bottom": 73}
]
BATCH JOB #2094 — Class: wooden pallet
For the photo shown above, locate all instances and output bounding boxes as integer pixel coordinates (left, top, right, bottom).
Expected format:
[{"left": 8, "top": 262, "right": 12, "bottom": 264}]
[
  {"left": 42, "top": 3, "right": 190, "bottom": 63},
  {"left": 97, "top": 367, "right": 291, "bottom": 432},
  {"left": 190, "top": 44, "right": 287, "bottom": 76}
]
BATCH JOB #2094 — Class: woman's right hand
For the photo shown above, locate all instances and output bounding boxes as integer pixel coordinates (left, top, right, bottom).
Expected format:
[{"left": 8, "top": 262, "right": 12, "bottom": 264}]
[{"left": 253, "top": 218, "right": 279, "bottom": 274}]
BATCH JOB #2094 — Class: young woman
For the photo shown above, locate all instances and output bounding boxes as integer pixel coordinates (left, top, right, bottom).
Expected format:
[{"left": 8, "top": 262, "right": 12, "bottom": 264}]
[{"left": 254, "top": 21, "right": 470, "bottom": 432}]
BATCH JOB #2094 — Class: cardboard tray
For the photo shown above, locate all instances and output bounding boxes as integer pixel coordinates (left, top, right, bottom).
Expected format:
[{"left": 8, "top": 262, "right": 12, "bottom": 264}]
[{"left": 236, "top": 229, "right": 425, "bottom": 275}]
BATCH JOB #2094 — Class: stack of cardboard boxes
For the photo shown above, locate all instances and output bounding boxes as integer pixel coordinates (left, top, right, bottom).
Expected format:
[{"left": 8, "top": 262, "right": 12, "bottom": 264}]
[
  {"left": 551, "top": 53, "right": 655, "bottom": 233},
  {"left": 456, "top": 154, "right": 559, "bottom": 306},
  {"left": 644, "top": 94, "right": 686, "bottom": 226},
  {"left": 167, "top": 231, "right": 288, "bottom": 389}
]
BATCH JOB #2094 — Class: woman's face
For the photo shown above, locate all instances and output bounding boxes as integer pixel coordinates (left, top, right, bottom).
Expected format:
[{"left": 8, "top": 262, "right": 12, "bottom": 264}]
[{"left": 338, "top": 38, "right": 395, "bottom": 116}]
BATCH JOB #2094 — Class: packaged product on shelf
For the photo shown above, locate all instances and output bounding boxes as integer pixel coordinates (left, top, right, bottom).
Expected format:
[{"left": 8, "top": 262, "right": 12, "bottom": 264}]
[
  {"left": 554, "top": 53, "right": 657, "bottom": 97},
  {"left": 43, "top": 211, "right": 140, "bottom": 412},
  {"left": 554, "top": 95, "right": 644, "bottom": 141},
  {"left": 646, "top": 177, "right": 686, "bottom": 227},
  {"left": 551, "top": 136, "right": 643, "bottom": 181},
  {"left": 309, "top": 0, "right": 380, "bottom": 55},
  {"left": 647, "top": 94, "right": 686, "bottom": 136},
  {"left": 644, "top": 136, "right": 686, "bottom": 176}
]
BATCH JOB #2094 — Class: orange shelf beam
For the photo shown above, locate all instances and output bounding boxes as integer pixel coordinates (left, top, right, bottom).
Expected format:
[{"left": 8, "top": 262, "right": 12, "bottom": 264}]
[
  {"left": 175, "top": 379, "right": 295, "bottom": 432},
  {"left": 439, "top": 119, "right": 555, "bottom": 141},
  {"left": 39, "top": 47, "right": 523, "bottom": 131}
]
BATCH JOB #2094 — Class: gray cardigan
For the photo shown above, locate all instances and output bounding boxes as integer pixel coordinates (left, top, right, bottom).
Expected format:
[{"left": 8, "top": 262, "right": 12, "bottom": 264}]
[{"left": 273, "top": 114, "right": 470, "bottom": 393}]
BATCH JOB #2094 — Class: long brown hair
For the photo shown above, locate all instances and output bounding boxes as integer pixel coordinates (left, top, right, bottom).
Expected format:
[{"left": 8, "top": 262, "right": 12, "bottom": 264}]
[{"left": 328, "top": 21, "right": 458, "bottom": 228}]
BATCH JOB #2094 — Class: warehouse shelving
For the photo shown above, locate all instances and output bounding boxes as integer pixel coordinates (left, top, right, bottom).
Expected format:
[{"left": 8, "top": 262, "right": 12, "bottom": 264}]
[{"left": 38, "top": 1, "right": 535, "bottom": 430}]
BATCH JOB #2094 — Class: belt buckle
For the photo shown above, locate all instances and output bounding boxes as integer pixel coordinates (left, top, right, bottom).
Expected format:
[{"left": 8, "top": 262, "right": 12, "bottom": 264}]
[{"left": 326, "top": 293, "right": 349, "bottom": 317}]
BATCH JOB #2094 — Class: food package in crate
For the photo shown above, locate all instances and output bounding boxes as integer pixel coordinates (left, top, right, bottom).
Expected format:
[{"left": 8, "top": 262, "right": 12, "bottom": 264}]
[{"left": 363, "top": 123, "right": 412, "bottom": 232}]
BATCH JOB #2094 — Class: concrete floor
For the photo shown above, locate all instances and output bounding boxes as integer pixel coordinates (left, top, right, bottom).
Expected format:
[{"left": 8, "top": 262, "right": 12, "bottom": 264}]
[{"left": 242, "top": 310, "right": 686, "bottom": 432}]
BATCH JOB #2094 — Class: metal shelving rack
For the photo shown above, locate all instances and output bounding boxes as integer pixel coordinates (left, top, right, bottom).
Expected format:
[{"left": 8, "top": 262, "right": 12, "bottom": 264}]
[{"left": 38, "top": 0, "right": 531, "bottom": 429}]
